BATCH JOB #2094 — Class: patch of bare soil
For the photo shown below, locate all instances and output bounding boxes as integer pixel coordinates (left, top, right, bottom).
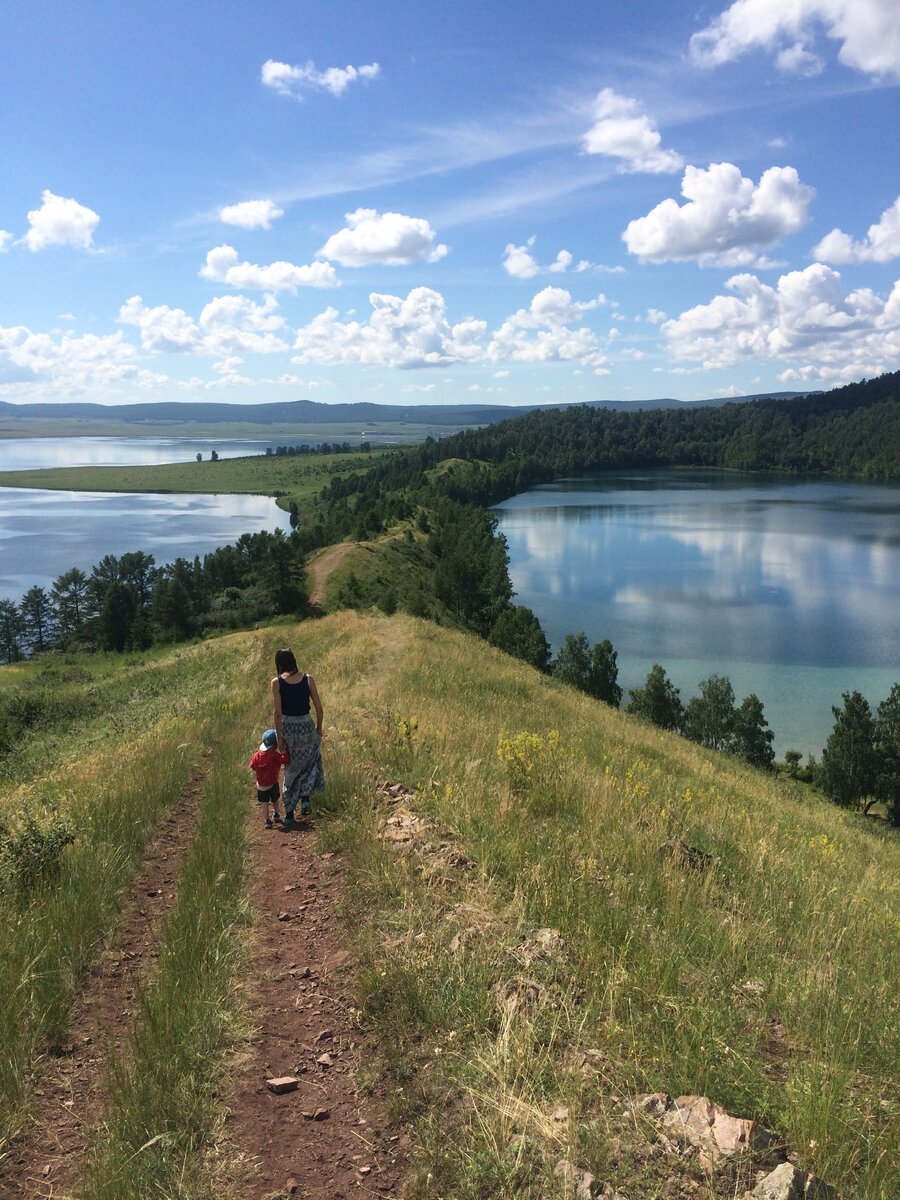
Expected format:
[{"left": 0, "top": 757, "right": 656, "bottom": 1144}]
[
  {"left": 0, "top": 764, "right": 208, "bottom": 1200},
  {"left": 308, "top": 543, "right": 358, "bottom": 609},
  {"left": 225, "top": 813, "right": 407, "bottom": 1200}
]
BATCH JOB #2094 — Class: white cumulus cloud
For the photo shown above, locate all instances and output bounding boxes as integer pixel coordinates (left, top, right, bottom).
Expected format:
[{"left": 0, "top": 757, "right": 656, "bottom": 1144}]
[
  {"left": 487, "top": 287, "right": 610, "bottom": 369},
  {"left": 24, "top": 189, "right": 100, "bottom": 251},
  {"left": 293, "top": 288, "right": 486, "bottom": 368},
  {"left": 0, "top": 324, "right": 157, "bottom": 394},
  {"left": 623, "top": 162, "right": 814, "bottom": 266},
  {"left": 289, "top": 286, "right": 613, "bottom": 371},
  {"left": 118, "top": 293, "right": 288, "bottom": 357},
  {"left": 0, "top": 231, "right": 11, "bottom": 253},
  {"left": 200, "top": 244, "right": 338, "bottom": 292},
  {"left": 261, "top": 58, "right": 380, "bottom": 99},
  {"left": 503, "top": 238, "right": 573, "bottom": 278},
  {"left": 583, "top": 88, "right": 683, "bottom": 174},
  {"left": 662, "top": 264, "right": 900, "bottom": 380},
  {"left": 317, "top": 209, "right": 447, "bottom": 267},
  {"left": 219, "top": 199, "right": 285, "bottom": 230},
  {"left": 812, "top": 197, "right": 900, "bottom": 263},
  {"left": 690, "top": 0, "right": 900, "bottom": 80}
]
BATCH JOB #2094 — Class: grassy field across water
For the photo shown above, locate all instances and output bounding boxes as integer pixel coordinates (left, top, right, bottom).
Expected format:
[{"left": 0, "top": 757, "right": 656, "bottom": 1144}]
[{"left": 0, "top": 448, "right": 392, "bottom": 511}]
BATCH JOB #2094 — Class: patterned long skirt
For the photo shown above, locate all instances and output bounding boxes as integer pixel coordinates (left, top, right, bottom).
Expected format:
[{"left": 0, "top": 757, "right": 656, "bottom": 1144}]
[{"left": 281, "top": 714, "right": 325, "bottom": 813}]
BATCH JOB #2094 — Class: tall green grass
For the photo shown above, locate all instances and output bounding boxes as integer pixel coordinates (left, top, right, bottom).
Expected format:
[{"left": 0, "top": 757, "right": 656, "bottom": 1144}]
[
  {"left": 0, "top": 727, "right": 201, "bottom": 1152},
  {"left": 0, "top": 632, "right": 271, "bottom": 1158},
  {"left": 288, "top": 611, "right": 899, "bottom": 1200},
  {"left": 79, "top": 714, "right": 253, "bottom": 1200}
]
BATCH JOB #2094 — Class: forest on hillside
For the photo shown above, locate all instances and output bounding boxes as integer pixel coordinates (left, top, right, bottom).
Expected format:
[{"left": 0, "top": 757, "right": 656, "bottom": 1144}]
[
  {"left": 317, "top": 372, "right": 900, "bottom": 535},
  {"left": 2, "top": 374, "right": 897, "bottom": 818}
]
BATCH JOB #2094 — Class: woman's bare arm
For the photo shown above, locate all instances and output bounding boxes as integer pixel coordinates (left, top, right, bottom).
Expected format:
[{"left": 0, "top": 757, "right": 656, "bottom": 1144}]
[
  {"left": 272, "top": 677, "right": 284, "bottom": 749},
  {"left": 308, "top": 675, "right": 323, "bottom": 735}
]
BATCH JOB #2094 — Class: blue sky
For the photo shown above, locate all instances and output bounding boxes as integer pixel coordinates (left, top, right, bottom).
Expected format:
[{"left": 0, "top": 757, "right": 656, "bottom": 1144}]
[{"left": 1, "top": 0, "right": 898, "bottom": 407}]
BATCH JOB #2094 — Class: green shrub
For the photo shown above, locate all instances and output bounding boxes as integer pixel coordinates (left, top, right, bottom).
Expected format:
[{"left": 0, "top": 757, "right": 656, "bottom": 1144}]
[{"left": 0, "top": 805, "right": 75, "bottom": 901}]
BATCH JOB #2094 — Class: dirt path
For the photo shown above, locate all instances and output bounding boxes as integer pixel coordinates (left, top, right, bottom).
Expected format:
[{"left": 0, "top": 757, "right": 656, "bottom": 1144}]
[
  {"left": 308, "top": 543, "right": 357, "bottom": 609},
  {"left": 226, "top": 814, "right": 407, "bottom": 1200},
  {"left": 1, "top": 764, "right": 208, "bottom": 1200}
]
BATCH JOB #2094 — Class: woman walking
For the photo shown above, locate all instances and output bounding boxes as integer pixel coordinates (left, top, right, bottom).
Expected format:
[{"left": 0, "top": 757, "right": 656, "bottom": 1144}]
[{"left": 272, "top": 646, "right": 324, "bottom": 824}]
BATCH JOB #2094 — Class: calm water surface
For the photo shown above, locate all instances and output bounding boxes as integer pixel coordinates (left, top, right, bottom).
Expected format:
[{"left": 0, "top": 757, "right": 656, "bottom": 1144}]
[
  {"left": 0, "top": 436, "right": 327, "bottom": 470},
  {"left": 0, "top": 488, "right": 291, "bottom": 596},
  {"left": 494, "top": 471, "right": 900, "bottom": 757}
]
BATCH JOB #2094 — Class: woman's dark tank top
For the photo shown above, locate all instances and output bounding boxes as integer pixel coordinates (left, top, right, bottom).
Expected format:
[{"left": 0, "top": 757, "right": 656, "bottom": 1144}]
[{"left": 279, "top": 673, "right": 310, "bottom": 716}]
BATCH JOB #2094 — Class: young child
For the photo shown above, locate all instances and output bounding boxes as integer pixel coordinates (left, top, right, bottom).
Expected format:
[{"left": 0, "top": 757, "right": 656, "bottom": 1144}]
[{"left": 250, "top": 728, "right": 289, "bottom": 828}]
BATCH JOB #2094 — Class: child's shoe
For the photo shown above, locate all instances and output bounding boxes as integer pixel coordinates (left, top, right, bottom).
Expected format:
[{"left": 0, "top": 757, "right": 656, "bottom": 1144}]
[
  {"left": 273, "top": 810, "right": 282, "bottom": 823},
  {"left": 264, "top": 817, "right": 273, "bottom": 829}
]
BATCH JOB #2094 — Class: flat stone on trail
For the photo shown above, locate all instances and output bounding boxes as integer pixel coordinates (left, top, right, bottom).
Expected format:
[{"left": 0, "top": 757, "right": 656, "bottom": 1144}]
[{"left": 266, "top": 1076, "right": 300, "bottom": 1094}]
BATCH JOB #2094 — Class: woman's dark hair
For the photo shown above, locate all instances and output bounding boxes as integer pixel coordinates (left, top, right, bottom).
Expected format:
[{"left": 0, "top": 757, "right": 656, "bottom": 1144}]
[{"left": 275, "top": 647, "right": 298, "bottom": 675}]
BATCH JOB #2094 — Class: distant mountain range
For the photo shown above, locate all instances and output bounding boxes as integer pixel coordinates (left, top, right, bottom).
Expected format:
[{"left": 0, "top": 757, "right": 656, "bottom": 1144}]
[{"left": 0, "top": 392, "right": 818, "bottom": 428}]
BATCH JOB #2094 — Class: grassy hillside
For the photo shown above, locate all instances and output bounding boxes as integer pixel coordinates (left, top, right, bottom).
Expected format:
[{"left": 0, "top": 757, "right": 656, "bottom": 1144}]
[{"left": 0, "top": 613, "right": 896, "bottom": 1197}]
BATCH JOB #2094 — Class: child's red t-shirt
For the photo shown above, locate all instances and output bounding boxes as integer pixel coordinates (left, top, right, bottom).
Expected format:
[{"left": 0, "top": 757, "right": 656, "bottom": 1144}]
[{"left": 249, "top": 747, "right": 289, "bottom": 789}]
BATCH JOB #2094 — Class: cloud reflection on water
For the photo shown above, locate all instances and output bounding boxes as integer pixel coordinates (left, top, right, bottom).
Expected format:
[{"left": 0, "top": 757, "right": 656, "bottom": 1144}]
[
  {"left": 495, "top": 472, "right": 900, "bottom": 754},
  {"left": 0, "top": 488, "right": 291, "bottom": 595}
]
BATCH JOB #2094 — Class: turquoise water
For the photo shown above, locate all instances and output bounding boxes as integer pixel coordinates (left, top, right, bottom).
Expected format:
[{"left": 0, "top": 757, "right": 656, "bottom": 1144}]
[{"left": 493, "top": 471, "right": 900, "bottom": 757}]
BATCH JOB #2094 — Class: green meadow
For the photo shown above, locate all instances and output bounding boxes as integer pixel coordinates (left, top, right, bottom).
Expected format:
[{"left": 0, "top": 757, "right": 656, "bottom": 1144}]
[
  {"left": 1, "top": 612, "right": 895, "bottom": 1197},
  {"left": 0, "top": 448, "right": 392, "bottom": 510}
]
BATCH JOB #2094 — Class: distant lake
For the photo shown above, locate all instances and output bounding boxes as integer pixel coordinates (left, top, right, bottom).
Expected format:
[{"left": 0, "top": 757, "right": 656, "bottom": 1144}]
[
  {"left": 0, "top": 436, "right": 326, "bottom": 470},
  {"left": 0, "top": 488, "right": 291, "bottom": 597},
  {"left": 493, "top": 471, "right": 900, "bottom": 757}
]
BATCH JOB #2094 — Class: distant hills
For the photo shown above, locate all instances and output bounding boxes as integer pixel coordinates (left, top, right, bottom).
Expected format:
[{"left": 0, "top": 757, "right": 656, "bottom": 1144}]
[{"left": 0, "top": 392, "right": 818, "bottom": 430}]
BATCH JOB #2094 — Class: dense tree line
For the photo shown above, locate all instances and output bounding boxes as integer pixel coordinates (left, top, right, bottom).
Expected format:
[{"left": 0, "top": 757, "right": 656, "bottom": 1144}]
[
  {"left": 313, "top": 374, "right": 900, "bottom": 543},
  {"left": 2, "top": 373, "right": 896, "bottom": 821},
  {"left": 0, "top": 529, "right": 309, "bottom": 661},
  {"left": 266, "top": 441, "right": 372, "bottom": 457},
  {"left": 545, "top": 637, "right": 778, "bottom": 775}
]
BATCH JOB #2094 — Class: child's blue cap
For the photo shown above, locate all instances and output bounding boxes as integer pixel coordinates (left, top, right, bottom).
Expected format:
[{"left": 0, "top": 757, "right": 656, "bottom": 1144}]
[{"left": 261, "top": 728, "right": 278, "bottom": 749}]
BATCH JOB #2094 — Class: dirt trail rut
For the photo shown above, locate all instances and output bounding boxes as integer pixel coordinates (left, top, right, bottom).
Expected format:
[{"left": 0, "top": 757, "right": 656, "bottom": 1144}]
[
  {"left": 308, "top": 543, "right": 357, "bottom": 609},
  {"left": 227, "top": 812, "right": 407, "bottom": 1199},
  {"left": 2, "top": 765, "right": 208, "bottom": 1200}
]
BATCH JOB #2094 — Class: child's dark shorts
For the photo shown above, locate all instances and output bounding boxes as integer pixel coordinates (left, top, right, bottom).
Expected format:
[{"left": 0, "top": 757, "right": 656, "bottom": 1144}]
[{"left": 256, "top": 783, "right": 280, "bottom": 804}]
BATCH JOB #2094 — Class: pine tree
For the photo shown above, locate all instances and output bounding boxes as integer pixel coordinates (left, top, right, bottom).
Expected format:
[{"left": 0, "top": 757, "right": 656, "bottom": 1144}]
[
  {"left": 874, "top": 684, "right": 900, "bottom": 825},
  {"left": 821, "top": 691, "right": 878, "bottom": 811}
]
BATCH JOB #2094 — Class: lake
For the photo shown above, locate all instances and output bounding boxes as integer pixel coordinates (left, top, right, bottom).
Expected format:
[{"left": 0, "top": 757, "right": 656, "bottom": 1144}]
[
  {"left": 493, "top": 471, "right": 900, "bottom": 758},
  {"left": 0, "top": 488, "right": 291, "bottom": 597},
  {"left": 0, "top": 436, "right": 332, "bottom": 470}
]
